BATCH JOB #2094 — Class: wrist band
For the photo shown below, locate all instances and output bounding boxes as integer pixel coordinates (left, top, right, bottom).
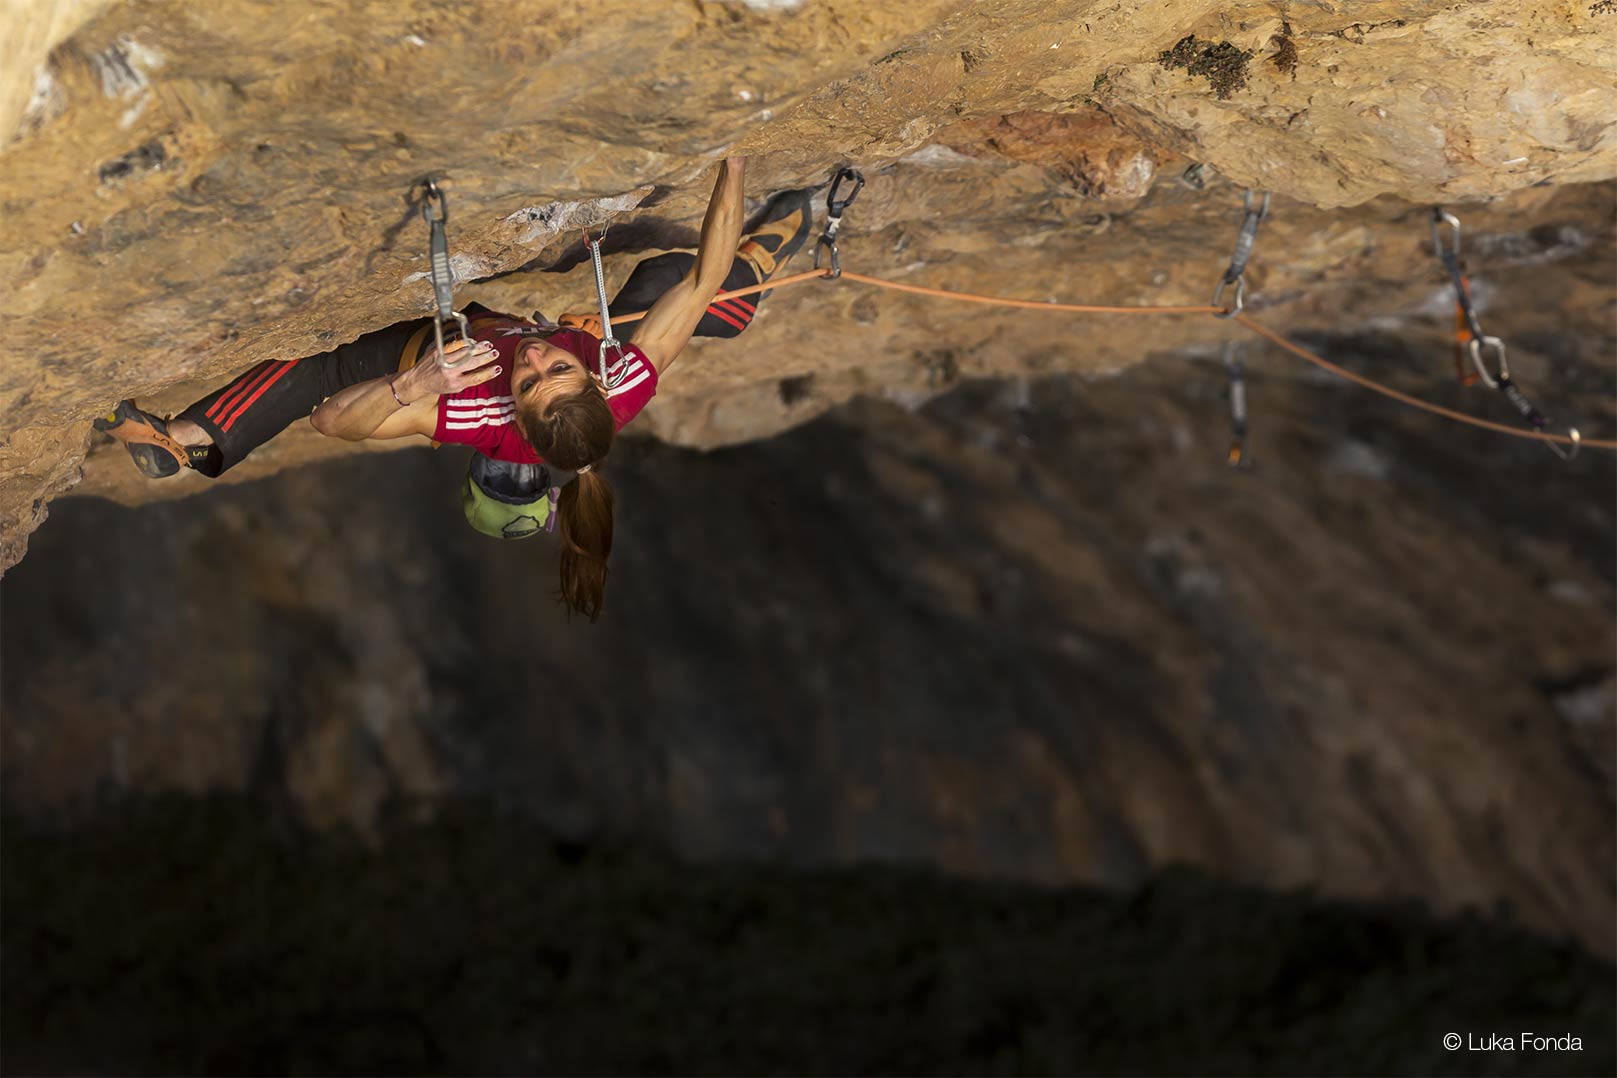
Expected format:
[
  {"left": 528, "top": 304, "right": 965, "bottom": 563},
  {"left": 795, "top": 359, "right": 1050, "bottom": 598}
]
[{"left": 388, "top": 376, "right": 407, "bottom": 408}]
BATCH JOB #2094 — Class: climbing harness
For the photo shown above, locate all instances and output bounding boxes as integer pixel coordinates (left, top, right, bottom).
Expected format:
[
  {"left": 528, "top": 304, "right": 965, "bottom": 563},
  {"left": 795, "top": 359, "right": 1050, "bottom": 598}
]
[
  {"left": 1223, "top": 341, "right": 1250, "bottom": 469},
  {"left": 1212, "top": 189, "right": 1270, "bottom": 318},
  {"left": 812, "top": 166, "right": 865, "bottom": 279},
  {"left": 419, "top": 180, "right": 473, "bottom": 369},
  {"left": 584, "top": 225, "right": 633, "bottom": 390},
  {"left": 1431, "top": 207, "right": 1580, "bottom": 460}
]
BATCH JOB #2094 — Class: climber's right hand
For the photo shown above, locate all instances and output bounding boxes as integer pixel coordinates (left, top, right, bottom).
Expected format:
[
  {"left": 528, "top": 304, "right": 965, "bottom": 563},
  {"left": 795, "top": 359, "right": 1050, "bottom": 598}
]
[{"left": 397, "top": 339, "right": 501, "bottom": 401}]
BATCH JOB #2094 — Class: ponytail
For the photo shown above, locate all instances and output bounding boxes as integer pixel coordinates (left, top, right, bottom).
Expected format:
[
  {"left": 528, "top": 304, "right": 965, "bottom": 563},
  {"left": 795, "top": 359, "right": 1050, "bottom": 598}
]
[
  {"left": 515, "top": 381, "right": 618, "bottom": 620},
  {"left": 556, "top": 467, "right": 614, "bottom": 621}
]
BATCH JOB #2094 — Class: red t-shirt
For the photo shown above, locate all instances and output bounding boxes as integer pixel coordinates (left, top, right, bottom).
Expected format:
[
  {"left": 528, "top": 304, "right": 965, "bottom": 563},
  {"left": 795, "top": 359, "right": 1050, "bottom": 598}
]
[{"left": 432, "top": 317, "right": 658, "bottom": 463}]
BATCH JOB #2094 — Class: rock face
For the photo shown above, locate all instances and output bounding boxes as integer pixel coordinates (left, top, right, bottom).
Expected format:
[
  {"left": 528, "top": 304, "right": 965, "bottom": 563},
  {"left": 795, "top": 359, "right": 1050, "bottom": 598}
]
[
  {"left": 3, "top": 0, "right": 1616, "bottom": 565},
  {"left": 1, "top": 0, "right": 1613, "bottom": 968}
]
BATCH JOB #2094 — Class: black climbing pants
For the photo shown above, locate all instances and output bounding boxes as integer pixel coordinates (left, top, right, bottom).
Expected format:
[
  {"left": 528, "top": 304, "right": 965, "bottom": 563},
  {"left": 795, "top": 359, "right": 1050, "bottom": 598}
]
[
  {"left": 176, "top": 251, "right": 766, "bottom": 476},
  {"left": 614, "top": 251, "right": 765, "bottom": 341},
  {"left": 176, "top": 318, "right": 427, "bottom": 477}
]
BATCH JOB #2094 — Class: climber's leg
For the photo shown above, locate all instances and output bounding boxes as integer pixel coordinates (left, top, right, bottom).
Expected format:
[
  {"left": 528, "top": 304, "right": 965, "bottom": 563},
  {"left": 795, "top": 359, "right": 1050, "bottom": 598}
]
[
  {"left": 615, "top": 187, "right": 813, "bottom": 341},
  {"left": 99, "top": 318, "right": 430, "bottom": 479}
]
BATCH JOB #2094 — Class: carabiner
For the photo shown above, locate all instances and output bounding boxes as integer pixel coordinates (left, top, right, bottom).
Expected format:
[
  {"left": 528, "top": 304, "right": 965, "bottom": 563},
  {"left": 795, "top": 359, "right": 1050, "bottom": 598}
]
[
  {"left": 826, "top": 166, "right": 865, "bottom": 217},
  {"left": 1466, "top": 335, "right": 1508, "bottom": 390},
  {"left": 813, "top": 234, "right": 841, "bottom": 278},
  {"left": 420, "top": 179, "right": 447, "bottom": 224},
  {"left": 434, "top": 311, "right": 474, "bottom": 369},
  {"left": 813, "top": 166, "right": 864, "bottom": 279},
  {"left": 1429, "top": 207, "right": 1461, "bottom": 263},
  {"left": 1212, "top": 275, "right": 1245, "bottom": 318}
]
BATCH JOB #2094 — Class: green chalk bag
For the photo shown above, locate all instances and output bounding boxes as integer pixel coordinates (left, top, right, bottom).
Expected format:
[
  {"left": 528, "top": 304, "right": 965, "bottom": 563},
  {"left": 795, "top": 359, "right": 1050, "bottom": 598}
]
[{"left": 461, "top": 452, "right": 557, "bottom": 540}]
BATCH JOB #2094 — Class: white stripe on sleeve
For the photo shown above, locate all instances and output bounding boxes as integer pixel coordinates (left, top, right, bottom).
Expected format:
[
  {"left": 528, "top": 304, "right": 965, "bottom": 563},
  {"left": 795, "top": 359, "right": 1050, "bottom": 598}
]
[
  {"left": 442, "top": 403, "right": 515, "bottom": 420},
  {"left": 607, "top": 365, "right": 651, "bottom": 399},
  {"left": 443, "top": 416, "right": 515, "bottom": 431}
]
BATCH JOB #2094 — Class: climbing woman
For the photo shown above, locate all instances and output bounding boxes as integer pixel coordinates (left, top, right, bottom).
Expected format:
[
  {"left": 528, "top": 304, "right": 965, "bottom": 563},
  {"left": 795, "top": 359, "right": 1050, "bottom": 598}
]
[{"left": 94, "top": 157, "right": 813, "bottom": 619}]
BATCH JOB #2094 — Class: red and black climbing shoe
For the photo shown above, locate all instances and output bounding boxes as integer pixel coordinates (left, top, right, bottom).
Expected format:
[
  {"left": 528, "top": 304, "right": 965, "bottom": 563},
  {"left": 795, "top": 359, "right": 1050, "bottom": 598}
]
[
  {"left": 738, "top": 187, "right": 815, "bottom": 288},
  {"left": 92, "top": 400, "right": 194, "bottom": 479}
]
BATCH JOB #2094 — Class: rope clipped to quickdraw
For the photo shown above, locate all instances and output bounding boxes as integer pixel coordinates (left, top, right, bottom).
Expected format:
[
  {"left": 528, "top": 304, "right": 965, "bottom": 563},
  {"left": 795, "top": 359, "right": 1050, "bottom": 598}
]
[
  {"left": 583, "top": 225, "right": 632, "bottom": 390},
  {"left": 421, "top": 167, "right": 1607, "bottom": 454},
  {"left": 1223, "top": 341, "right": 1251, "bottom": 469},
  {"left": 812, "top": 166, "right": 865, "bottom": 279},
  {"left": 1213, "top": 189, "right": 1270, "bottom": 318},
  {"left": 1431, "top": 207, "right": 1580, "bottom": 460},
  {"left": 419, "top": 180, "right": 473, "bottom": 368}
]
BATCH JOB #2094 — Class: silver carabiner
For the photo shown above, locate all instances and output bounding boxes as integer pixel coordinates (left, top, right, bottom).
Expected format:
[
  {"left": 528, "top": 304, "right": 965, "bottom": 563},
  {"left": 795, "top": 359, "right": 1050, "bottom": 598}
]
[
  {"left": 1430, "top": 208, "right": 1461, "bottom": 262},
  {"left": 435, "top": 311, "right": 474, "bottom": 369},
  {"left": 1467, "top": 335, "right": 1508, "bottom": 390},
  {"left": 1212, "top": 275, "right": 1245, "bottom": 318},
  {"left": 813, "top": 234, "right": 841, "bottom": 278}
]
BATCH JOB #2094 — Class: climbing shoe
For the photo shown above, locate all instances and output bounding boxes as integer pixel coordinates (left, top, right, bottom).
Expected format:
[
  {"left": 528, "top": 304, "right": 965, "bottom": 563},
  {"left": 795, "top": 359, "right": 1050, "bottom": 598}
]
[
  {"left": 92, "top": 400, "right": 195, "bottom": 479},
  {"left": 738, "top": 187, "right": 814, "bottom": 286}
]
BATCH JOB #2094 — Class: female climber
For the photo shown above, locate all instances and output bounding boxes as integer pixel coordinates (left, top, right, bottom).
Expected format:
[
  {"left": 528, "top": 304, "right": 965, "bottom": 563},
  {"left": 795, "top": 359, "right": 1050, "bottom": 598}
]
[{"left": 94, "top": 158, "right": 813, "bottom": 619}]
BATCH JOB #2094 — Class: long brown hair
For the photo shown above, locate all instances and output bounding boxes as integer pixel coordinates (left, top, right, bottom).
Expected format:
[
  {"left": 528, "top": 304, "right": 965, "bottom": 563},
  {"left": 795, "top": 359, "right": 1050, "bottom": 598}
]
[{"left": 517, "top": 388, "right": 616, "bottom": 620}]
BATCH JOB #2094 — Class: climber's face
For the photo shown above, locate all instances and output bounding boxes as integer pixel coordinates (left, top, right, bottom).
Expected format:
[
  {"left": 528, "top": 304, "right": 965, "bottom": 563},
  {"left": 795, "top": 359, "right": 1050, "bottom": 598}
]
[{"left": 512, "top": 338, "right": 603, "bottom": 416}]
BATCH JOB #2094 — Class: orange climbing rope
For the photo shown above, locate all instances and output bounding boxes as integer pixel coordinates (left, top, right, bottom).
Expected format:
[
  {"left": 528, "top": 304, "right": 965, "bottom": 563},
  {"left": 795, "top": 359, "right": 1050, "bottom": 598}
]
[
  {"left": 1231, "top": 315, "right": 1599, "bottom": 449},
  {"left": 835, "top": 271, "right": 1227, "bottom": 316},
  {"left": 608, "top": 265, "right": 1614, "bottom": 452}
]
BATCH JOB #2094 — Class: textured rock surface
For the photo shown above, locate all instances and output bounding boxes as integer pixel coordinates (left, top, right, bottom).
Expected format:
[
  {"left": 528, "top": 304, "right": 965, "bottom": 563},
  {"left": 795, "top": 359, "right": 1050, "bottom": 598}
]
[
  {"left": 2, "top": 0, "right": 1614, "bottom": 974},
  {"left": 4, "top": 0, "right": 1617, "bottom": 566}
]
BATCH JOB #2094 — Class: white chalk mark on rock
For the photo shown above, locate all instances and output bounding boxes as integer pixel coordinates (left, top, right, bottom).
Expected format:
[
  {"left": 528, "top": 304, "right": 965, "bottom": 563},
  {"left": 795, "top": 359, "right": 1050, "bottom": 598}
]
[
  {"left": 119, "top": 93, "right": 151, "bottom": 129},
  {"left": 503, "top": 188, "right": 652, "bottom": 246},
  {"left": 900, "top": 144, "right": 979, "bottom": 169},
  {"left": 92, "top": 36, "right": 164, "bottom": 99}
]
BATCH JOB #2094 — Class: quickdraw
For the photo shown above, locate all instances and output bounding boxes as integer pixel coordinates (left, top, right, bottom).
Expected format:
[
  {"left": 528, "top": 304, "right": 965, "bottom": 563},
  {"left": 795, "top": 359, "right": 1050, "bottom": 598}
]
[
  {"left": 419, "top": 180, "right": 473, "bottom": 368},
  {"left": 1430, "top": 209, "right": 1489, "bottom": 385},
  {"left": 813, "top": 166, "right": 865, "bottom": 279},
  {"left": 583, "top": 226, "right": 632, "bottom": 390},
  {"left": 1430, "top": 206, "right": 1580, "bottom": 460},
  {"left": 1224, "top": 341, "right": 1251, "bottom": 469},
  {"left": 1212, "top": 189, "right": 1270, "bottom": 318}
]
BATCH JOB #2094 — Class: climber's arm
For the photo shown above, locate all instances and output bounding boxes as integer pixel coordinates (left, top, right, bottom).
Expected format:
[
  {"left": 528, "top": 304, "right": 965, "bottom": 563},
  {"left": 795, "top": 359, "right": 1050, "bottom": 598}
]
[
  {"left": 631, "top": 157, "right": 746, "bottom": 375},
  {"left": 310, "top": 339, "right": 500, "bottom": 441}
]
